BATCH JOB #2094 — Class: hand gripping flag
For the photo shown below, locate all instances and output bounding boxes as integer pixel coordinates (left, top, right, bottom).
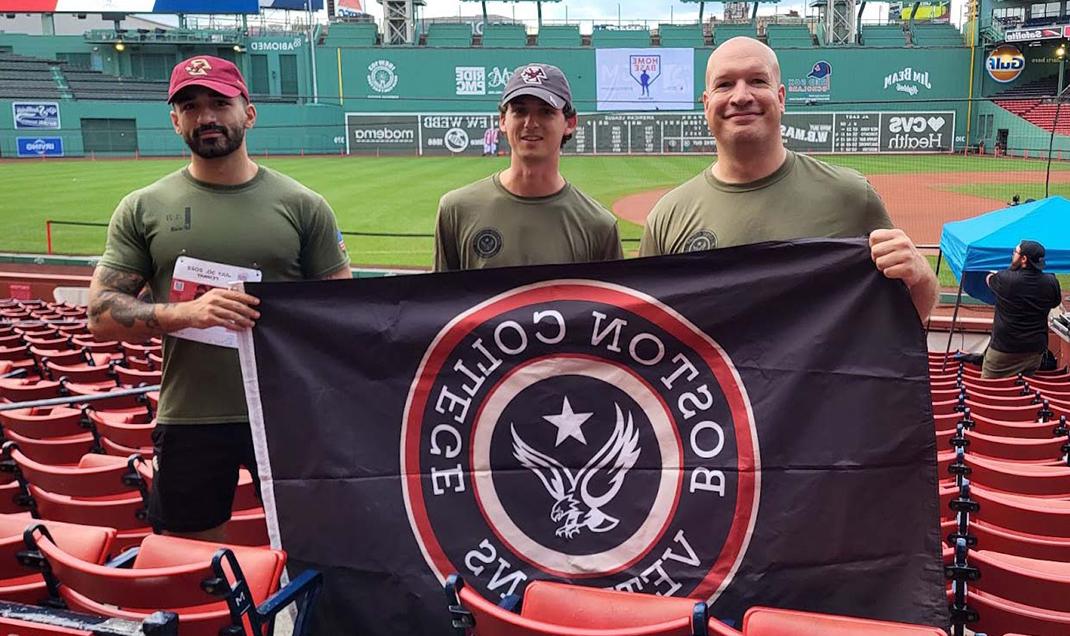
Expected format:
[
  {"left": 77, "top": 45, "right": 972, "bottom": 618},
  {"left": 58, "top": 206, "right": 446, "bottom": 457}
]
[{"left": 237, "top": 238, "right": 947, "bottom": 634}]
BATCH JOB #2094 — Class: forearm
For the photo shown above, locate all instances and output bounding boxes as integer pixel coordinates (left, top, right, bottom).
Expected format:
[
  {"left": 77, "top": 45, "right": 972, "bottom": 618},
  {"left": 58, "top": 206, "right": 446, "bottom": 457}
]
[
  {"left": 909, "top": 268, "right": 940, "bottom": 321},
  {"left": 87, "top": 292, "right": 187, "bottom": 341}
]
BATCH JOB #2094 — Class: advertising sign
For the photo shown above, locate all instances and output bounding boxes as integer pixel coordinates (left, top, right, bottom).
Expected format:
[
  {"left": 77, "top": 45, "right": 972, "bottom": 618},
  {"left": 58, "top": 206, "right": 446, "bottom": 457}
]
[
  {"left": 16, "top": 136, "right": 64, "bottom": 157},
  {"left": 12, "top": 102, "right": 60, "bottom": 130},
  {"left": 595, "top": 48, "right": 694, "bottom": 111}
]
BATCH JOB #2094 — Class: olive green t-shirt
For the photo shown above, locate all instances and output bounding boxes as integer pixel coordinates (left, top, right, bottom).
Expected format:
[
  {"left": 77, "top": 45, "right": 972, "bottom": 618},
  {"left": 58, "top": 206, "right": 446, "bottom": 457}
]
[
  {"left": 639, "top": 151, "right": 892, "bottom": 256},
  {"left": 433, "top": 173, "right": 623, "bottom": 271},
  {"left": 99, "top": 166, "right": 350, "bottom": 425}
]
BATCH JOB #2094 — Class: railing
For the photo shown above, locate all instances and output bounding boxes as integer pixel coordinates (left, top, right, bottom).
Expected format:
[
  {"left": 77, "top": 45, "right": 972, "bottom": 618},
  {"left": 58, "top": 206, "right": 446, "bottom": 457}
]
[{"left": 83, "top": 28, "right": 244, "bottom": 44}]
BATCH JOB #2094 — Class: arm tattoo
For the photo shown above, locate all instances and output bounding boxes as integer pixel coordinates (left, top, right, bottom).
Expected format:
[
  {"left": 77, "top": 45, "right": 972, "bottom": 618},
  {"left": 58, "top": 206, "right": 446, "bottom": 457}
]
[{"left": 89, "top": 267, "right": 162, "bottom": 331}]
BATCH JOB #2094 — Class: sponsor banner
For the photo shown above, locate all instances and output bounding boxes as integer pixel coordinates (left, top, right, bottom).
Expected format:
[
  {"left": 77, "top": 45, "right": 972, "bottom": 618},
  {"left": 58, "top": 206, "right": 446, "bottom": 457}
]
[
  {"left": 1004, "top": 26, "right": 1062, "bottom": 43},
  {"left": 345, "top": 110, "right": 954, "bottom": 156},
  {"left": 248, "top": 37, "right": 305, "bottom": 52},
  {"left": 787, "top": 60, "right": 834, "bottom": 103},
  {"left": 16, "top": 136, "right": 63, "bottom": 157},
  {"left": 239, "top": 239, "right": 947, "bottom": 635},
  {"left": 595, "top": 48, "right": 694, "bottom": 111},
  {"left": 344, "top": 114, "right": 420, "bottom": 154},
  {"left": 454, "top": 65, "right": 513, "bottom": 97},
  {"left": 986, "top": 45, "right": 1025, "bottom": 83},
  {"left": 882, "top": 66, "right": 935, "bottom": 97},
  {"left": 880, "top": 111, "right": 955, "bottom": 152},
  {"left": 779, "top": 113, "right": 834, "bottom": 153},
  {"left": 12, "top": 102, "right": 60, "bottom": 130}
]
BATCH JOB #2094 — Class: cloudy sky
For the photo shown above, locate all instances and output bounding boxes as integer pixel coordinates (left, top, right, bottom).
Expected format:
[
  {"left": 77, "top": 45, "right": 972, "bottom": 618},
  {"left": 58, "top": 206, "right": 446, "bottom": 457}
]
[{"left": 357, "top": 0, "right": 968, "bottom": 28}]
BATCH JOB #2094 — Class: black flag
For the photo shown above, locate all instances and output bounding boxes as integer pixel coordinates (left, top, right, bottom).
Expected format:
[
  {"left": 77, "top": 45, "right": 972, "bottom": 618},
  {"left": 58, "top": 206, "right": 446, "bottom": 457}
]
[{"left": 238, "top": 239, "right": 946, "bottom": 635}]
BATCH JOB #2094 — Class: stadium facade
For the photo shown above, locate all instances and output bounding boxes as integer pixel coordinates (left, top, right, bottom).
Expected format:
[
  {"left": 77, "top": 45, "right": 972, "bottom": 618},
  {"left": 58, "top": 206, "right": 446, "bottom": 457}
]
[{"left": 0, "top": 0, "right": 1067, "bottom": 158}]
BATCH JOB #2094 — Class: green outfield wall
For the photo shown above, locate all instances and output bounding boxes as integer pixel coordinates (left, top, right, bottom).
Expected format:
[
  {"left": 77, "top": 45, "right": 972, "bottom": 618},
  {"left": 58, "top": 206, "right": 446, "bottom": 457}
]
[{"left": 1, "top": 33, "right": 978, "bottom": 158}]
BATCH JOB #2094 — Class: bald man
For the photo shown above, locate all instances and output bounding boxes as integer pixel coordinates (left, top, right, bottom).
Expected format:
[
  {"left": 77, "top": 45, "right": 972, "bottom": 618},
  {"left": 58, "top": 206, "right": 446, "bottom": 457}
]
[{"left": 640, "top": 38, "right": 938, "bottom": 319}]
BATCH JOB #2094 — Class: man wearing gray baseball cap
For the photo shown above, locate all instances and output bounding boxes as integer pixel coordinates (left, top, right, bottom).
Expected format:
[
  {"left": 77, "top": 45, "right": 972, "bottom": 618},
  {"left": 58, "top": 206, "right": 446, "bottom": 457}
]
[{"left": 433, "top": 63, "right": 622, "bottom": 271}]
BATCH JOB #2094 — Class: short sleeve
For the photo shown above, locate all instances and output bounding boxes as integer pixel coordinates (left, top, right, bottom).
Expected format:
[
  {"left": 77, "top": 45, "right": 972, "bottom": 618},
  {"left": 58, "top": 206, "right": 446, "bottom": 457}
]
[
  {"left": 433, "top": 198, "right": 460, "bottom": 272},
  {"left": 300, "top": 196, "right": 350, "bottom": 279},
  {"left": 601, "top": 220, "right": 624, "bottom": 261},
  {"left": 863, "top": 182, "right": 894, "bottom": 232},
  {"left": 99, "top": 195, "right": 152, "bottom": 278},
  {"left": 637, "top": 203, "right": 668, "bottom": 257}
]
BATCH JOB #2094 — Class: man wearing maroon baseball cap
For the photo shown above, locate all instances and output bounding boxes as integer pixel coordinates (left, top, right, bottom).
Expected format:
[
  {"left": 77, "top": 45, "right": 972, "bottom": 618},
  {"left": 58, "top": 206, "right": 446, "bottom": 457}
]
[
  {"left": 88, "top": 55, "right": 351, "bottom": 542},
  {"left": 166, "top": 55, "right": 253, "bottom": 161}
]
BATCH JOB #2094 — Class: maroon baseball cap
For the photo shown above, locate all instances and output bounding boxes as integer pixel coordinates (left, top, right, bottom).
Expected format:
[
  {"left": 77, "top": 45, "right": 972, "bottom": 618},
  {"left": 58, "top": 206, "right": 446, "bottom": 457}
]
[{"left": 168, "top": 55, "right": 249, "bottom": 103}]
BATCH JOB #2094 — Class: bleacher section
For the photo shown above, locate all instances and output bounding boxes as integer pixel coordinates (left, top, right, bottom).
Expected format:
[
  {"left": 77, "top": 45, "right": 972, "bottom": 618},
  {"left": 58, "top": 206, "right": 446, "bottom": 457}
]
[
  {"left": 590, "top": 26, "right": 651, "bottom": 47},
  {"left": 0, "top": 53, "right": 63, "bottom": 99},
  {"left": 930, "top": 352, "right": 1070, "bottom": 635},
  {"left": 861, "top": 24, "right": 908, "bottom": 46},
  {"left": 911, "top": 23, "right": 963, "bottom": 46},
  {"left": 994, "top": 75, "right": 1065, "bottom": 134},
  {"left": 63, "top": 69, "right": 167, "bottom": 101},
  {"left": 765, "top": 24, "right": 814, "bottom": 47},
  {"left": 323, "top": 22, "right": 378, "bottom": 46},
  {"left": 657, "top": 23, "right": 705, "bottom": 47},
  {"left": 426, "top": 22, "right": 473, "bottom": 46},
  {"left": 481, "top": 23, "right": 527, "bottom": 47},
  {"left": 712, "top": 24, "right": 759, "bottom": 45},
  {"left": 536, "top": 24, "right": 581, "bottom": 47}
]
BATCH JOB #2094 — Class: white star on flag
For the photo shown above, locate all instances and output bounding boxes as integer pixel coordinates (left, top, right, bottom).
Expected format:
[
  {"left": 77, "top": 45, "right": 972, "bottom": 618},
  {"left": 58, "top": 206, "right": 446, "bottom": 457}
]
[{"left": 543, "top": 396, "right": 594, "bottom": 447}]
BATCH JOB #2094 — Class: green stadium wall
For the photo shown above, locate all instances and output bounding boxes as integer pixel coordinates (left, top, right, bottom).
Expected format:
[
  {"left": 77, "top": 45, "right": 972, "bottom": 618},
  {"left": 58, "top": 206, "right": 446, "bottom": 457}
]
[{"left": 2, "top": 33, "right": 975, "bottom": 157}]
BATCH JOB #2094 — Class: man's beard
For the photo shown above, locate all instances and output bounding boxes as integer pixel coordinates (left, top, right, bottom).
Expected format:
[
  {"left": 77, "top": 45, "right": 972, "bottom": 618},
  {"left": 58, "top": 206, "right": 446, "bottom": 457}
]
[{"left": 184, "top": 124, "right": 244, "bottom": 159}]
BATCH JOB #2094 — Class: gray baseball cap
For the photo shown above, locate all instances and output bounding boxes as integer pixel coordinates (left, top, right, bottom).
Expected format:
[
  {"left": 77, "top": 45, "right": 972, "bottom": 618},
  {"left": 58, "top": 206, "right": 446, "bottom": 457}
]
[{"left": 500, "top": 63, "right": 573, "bottom": 111}]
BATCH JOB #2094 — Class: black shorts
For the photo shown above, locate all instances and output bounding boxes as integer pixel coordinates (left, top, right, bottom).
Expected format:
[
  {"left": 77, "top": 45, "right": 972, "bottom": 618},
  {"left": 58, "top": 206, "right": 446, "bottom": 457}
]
[{"left": 147, "top": 422, "right": 261, "bottom": 533}]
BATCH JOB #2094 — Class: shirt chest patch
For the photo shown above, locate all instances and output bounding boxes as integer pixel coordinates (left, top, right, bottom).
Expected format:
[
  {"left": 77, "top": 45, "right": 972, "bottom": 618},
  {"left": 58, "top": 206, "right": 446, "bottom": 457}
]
[
  {"left": 167, "top": 207, "right": 192, "bottom": 232},
  {"left": 472, "top": 227, "right": 503, "bottom": 258}
]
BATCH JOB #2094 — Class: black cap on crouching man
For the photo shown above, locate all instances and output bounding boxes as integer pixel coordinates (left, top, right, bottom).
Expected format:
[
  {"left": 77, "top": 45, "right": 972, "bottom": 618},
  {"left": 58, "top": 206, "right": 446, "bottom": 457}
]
[{"left": 500, "top": 64, "right": 574, "bottom": 111}]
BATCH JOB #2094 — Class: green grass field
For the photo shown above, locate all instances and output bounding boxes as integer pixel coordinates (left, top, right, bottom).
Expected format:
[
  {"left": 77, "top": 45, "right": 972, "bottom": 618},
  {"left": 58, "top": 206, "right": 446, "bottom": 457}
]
[{"left": 1, "top": 153, "right": 1063, "bottom": 269}]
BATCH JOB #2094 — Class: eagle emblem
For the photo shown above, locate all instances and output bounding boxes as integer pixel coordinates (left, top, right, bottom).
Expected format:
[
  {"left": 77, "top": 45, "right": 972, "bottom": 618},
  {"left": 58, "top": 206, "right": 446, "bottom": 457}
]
[{"left": 511, "top": 403, "right": 641, "bottom": 539}]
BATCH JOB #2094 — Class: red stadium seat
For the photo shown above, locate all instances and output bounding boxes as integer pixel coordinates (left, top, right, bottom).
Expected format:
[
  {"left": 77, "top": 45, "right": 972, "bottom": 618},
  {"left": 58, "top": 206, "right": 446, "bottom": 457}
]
[
  {"left": 740, "top": 607, "right": 946, "bottom": 635},
  {"left": 967, "top": 550, "right": 1070, "bottom": 614},
  {"left": 940, "top": 518, "right": 1070, "bottom": 562},
  {"left": 42, "top": 362, "right": 115, "bottom": 386},
  {"left": 0, "top": 378, "right": 64, "bottom": 403},
  {"left": 444, "top": 574, "right": 721, "bottom": 636},
  {"left": 0, "top": 514, "right": 115, "bottom": 605},
  {"left": 112, "top": 365, "right": 161, "bottom": 387},
  {"left": 25, "top": 528, "right": 320, "bottom": 636},
  {"left": 964, "top": 587, "right": 1070, "bottom": 636},
  {"left": 86, "top": 409, "right": 153, "bottom": 447},
  {"left": 3, "top": 429, "right": 96, "bottom": 466},
  {"left": 944, "top": 453, "right": 1070, "bottom": 498},
  {"left": 0, "top": 407, "right": 84, "bottom": 439}
]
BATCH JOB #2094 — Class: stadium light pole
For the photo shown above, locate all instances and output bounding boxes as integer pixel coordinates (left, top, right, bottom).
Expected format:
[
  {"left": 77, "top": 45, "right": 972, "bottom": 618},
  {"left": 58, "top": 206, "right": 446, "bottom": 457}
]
[
  {"left": 1058, "top": 44, "right": 1066, "bottom": 97},
  {"left": 307, "top": 0, "right": 319, "bottom": 104}
]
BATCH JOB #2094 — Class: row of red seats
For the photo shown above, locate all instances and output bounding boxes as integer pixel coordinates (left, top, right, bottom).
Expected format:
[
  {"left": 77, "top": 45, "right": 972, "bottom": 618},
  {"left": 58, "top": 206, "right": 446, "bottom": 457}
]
[
  {"left": 0, "top": 513, "right": 318, "bottom": 635},
  {"left": 929, "top": 352, "right": 1070, "bottom": 636}
]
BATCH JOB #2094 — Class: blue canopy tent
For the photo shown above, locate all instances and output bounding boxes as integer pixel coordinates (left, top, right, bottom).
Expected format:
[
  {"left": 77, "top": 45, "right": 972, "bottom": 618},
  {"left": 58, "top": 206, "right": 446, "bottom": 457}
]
[{"left": 936, "top": 195, "right": 1070, "bottom": 362}]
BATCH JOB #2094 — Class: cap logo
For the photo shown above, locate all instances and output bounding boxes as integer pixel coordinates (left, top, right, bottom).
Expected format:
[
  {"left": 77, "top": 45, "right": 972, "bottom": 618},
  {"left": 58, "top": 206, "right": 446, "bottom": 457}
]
[
  {"left": 185, "top": 58, "right": 212, "bottom": 77},
  {"left": 521, "top": 66, "right": 548, "bottom": 84}
]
